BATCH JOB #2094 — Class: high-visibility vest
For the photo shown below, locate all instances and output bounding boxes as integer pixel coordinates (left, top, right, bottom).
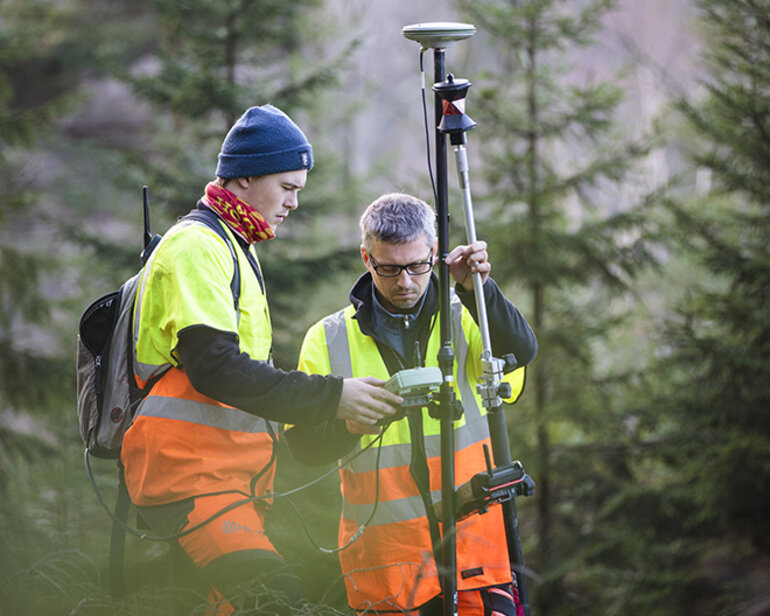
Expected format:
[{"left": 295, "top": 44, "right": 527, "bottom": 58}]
[
  {"left": 298, "top": 292, "right": 525, "bottom": 613},
  {"left": 121, "top": 216, "right": 277, "bottom": 515}
]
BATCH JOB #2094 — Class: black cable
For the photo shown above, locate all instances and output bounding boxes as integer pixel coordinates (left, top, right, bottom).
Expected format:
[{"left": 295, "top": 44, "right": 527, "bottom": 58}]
[
  {"left": 284, "top": 427, "right": 387, "bottom": 554},
  {"left": 86, "top": 449, "right": 252, "bottom": 542},
  {"left": 249, "top": 419, "right": 279, "bottom": 500},
  {"left": 420, "top": 49, "right": 438, "bottom": 207}
]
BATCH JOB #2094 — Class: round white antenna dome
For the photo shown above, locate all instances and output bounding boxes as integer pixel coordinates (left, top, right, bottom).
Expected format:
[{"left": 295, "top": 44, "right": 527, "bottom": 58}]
[{"left": 401, "top": 22, "right": 476, "bottom": 48}]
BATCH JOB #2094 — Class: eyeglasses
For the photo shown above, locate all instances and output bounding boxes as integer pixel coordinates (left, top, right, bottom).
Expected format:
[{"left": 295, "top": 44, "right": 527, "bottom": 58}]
[{"left": 367, "top": 251, "right": 434, "bottom": 277}]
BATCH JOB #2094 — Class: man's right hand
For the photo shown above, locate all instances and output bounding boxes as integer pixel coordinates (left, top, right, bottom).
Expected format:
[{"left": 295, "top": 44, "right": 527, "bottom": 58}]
[{"left": 337, "top": 376, "right": 401, "bottom": 428}]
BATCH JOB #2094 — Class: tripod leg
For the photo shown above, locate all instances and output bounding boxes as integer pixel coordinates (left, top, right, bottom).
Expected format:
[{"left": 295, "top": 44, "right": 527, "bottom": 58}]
[{"left": 488, "top": 410, "right": 531, "bottom": 616}]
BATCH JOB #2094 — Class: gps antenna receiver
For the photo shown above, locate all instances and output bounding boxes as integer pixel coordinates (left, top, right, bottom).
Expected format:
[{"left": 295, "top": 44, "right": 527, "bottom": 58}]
[{"left": 401, "top": 22, "right": 476, "bottom": 49}]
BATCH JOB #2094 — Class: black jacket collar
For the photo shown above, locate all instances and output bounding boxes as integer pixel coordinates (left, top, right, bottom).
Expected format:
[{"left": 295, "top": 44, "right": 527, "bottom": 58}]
[{"left": 348, "top": 272, "right": 440, "bottom": 367}]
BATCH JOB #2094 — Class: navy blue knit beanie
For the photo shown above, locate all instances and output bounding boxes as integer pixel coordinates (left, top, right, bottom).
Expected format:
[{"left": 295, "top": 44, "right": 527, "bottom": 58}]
[{"left": 216, "top": 105, "right": 313, "bottom": 178}]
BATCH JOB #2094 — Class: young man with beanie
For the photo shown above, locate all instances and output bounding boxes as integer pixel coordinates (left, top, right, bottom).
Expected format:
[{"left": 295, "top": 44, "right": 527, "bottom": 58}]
[
  {"left": 286, "top": 193, "right": 537, "bottom": 615},
  {"left": 120, "top": 105, "right": 400, "bottom": 613}
]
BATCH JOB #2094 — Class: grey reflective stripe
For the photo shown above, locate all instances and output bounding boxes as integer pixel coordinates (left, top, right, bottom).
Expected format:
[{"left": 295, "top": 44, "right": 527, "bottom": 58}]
[
  {"left": 138, "top": 394, "right": 275, "bottom": 434},
  {"left": 342, "top": 490, "right": 442, "bottom": 526},
  {"left": 450, "top": 292, "right": 482, "bottom": 422},
  {"left": 323, "top": 309, "right": 352, "bottom": 378},
  {"left": 135, "top": 357, "right": 169, "bottom": 383},
  {"left": 346, "top": 416, "right": 491, "bottom": 472}
]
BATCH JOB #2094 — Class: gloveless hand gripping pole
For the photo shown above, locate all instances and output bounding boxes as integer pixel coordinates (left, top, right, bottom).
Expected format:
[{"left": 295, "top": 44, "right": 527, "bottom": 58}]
[{"left": 434, "top": 73, "right": 534, "bottom": 616}]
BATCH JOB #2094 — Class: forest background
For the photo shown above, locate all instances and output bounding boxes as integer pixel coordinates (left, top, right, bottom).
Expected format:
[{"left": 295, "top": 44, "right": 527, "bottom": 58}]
[{"left": 1, "top": 0, "right": 768, "bottom": 615}]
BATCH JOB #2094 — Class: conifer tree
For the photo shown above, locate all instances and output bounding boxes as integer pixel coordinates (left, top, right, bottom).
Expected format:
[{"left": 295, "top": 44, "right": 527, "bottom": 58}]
[
  {"left": 0, "top": 0, "right": 149, "bottom": 586},
  {"left": 0, "top": 0, "right": 101, "bottom": 463},
  {"left": 455, "top": 1, "right": 662, "bottom": 612},
  {"left": 630, "top": 0, "right": 770, "bottom": 612}
]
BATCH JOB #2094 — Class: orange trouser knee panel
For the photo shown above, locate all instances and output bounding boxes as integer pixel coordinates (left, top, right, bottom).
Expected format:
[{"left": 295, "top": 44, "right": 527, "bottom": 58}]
[
  {"left": 138, "top": 493, "right": 301, "bottom": 604},
  {"left": 175, "top": 493, "right": 277, "bottom": 569}
]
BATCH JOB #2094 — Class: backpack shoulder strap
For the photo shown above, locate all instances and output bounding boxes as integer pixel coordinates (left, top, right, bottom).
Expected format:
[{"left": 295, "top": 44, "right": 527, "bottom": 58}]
[{"left": 181, "top": 207, "right": 241, "bottom": 310}]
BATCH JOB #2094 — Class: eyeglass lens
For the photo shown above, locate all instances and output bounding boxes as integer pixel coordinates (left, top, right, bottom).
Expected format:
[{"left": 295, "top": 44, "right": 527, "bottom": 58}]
[{"left": 369, "top": 253, "right": 433, "bottom": 277}]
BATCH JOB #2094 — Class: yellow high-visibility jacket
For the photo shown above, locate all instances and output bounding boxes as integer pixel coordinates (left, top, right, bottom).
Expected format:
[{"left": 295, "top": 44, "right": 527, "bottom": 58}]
[
  {"left": 121, "top": 211, "right": 276, "bottom": 522},
  {"left": 297, "top": 281, "right": 527, "bottom": 613}
]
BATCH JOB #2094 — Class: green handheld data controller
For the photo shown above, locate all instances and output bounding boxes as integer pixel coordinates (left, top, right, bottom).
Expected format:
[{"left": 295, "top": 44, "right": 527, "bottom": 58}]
[{"left": 381, "top": 367, "right": 443, "bottom": 424}]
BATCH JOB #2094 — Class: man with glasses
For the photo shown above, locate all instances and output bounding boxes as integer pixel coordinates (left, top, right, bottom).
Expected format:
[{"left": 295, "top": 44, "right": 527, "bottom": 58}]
[{"left": 285, "top": 193, "right": 537, "bottom": 615}]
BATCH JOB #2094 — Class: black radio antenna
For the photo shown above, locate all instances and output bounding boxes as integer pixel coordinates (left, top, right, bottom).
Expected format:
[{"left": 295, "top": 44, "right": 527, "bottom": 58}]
[{"left": 143, "top": 185, "right": 152, "bottom": 250}]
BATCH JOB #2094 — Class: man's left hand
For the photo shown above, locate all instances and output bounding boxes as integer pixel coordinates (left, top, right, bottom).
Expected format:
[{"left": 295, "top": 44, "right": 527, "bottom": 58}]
[{"left": 446, "top": 241, "right": 490, "bottom": 291}]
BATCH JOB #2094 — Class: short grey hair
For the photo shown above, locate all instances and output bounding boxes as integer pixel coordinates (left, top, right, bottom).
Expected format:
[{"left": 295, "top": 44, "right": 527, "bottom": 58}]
[{"left": 360, "top": 193, "right": 436, "bottom": 252}]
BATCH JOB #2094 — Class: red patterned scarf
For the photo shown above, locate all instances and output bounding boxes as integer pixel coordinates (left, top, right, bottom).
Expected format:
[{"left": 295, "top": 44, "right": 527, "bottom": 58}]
[{"left": 203, "top": 182, "right": 275, "bottom": 244}]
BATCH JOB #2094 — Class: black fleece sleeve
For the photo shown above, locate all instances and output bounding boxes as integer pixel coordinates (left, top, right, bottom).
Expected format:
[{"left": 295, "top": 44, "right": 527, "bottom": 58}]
[
  {"left": 455, "top": 278, "right": 538, "bottom": 369},
  {"left": 285, "top": 420, "right": 361, "bottom": 466},
  {"left": 176, "top": 325, "right": 343, "bottom": 426}
]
